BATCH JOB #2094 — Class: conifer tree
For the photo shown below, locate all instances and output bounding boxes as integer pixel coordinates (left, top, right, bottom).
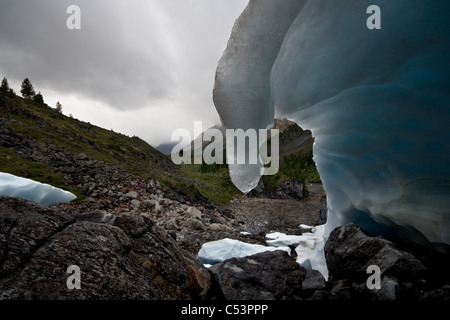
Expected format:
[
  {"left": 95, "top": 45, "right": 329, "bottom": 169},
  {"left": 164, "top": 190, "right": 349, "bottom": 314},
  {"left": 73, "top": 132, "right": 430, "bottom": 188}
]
[
  {"left": 0, "top": 77, "right": 10, "bottom": 92},
  {"left": 33, "top": 91, "right": 44, "bottom": 104},
  {"left": 56, "top": 101, "right": 62, "bottom": 113},
  {"left": 20, "top": 78, "right": 36, "bottom": 99}
]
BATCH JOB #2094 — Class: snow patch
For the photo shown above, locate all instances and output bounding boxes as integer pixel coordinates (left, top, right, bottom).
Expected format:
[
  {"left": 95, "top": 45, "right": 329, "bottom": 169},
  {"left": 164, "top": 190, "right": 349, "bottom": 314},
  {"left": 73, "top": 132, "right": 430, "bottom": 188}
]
[
  {"left": 265, "top": 226, "right": 328, "bottom": 279},
  {"left": 197, "top": 238, "right": 291, "bottom": 266},
  {"left": 0, "top": 172, "right": 77, "bottom": 206}
]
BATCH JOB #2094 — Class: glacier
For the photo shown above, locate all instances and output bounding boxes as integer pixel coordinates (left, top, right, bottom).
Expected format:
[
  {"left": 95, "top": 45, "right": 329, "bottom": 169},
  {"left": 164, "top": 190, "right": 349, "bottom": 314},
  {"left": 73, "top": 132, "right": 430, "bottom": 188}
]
[
  {"left": 0, "top": 172, "right": 77, "bottom": 206},
  {"left": 213, "top": 0, "right": 450, "bottom": 248}
]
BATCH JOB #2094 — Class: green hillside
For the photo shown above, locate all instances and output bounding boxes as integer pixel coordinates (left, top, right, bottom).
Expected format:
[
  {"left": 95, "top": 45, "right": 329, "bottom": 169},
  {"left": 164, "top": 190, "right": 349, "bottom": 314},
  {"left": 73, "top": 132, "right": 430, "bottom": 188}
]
[
  {"left": 0, "top": 86, "right": 320, "bottom": 205},
  {"left": 0, "top": 91, "right": 235, "bottom": 204}
]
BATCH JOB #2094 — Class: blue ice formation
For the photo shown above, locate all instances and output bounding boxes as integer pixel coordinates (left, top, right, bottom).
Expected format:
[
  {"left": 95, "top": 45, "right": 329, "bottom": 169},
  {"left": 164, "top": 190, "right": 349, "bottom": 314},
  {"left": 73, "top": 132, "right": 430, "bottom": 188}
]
[
  {"left": 213, "top": 0, "right": 450, "bottom": 246},
  {"left": 0, "top": 172, "right": 77, "bottom": 206}
]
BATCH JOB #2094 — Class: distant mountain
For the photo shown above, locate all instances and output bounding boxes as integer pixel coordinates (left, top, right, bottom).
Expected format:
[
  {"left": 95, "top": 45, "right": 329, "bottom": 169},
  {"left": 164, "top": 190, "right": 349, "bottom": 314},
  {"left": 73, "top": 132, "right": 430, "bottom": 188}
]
[
  {"left": 182, "top": 118, "right": 320, "bottom": 188},
  {"left": 184, "top": 118, "right": 315, "bottom": 159},
  {"left": 155, "top": 142, "right": 178, "bottom": 155},
  {"left": 183, "top": 124, "right": 225, "bottom": 157}
]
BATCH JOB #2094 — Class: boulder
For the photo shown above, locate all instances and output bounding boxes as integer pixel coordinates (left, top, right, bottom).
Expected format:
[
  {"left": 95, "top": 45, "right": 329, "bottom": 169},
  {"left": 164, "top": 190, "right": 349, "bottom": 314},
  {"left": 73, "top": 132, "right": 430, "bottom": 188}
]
[
  {"left": 130, "top": 199, "right": 141, "bottom": 209},
  {"left": 324, "top": 224, "right": 427, "bottom": 283},
  {"left": 125, "top": 191, "right": 138, "bottom": 199},
  {"left": 186, "top": 206, "right": 202, "bottom": 219},
  {"left": 248, "top": 177, "right": 305, "bottom": 200},
  {"left": 273, "top": 179, "right": 304, "bottom": 200},
  {"left": 302, "top": 269, "right": 326, "bottom": 297},
  {"left": 209, "top": 250, "right": 306, "bottom": 300}
]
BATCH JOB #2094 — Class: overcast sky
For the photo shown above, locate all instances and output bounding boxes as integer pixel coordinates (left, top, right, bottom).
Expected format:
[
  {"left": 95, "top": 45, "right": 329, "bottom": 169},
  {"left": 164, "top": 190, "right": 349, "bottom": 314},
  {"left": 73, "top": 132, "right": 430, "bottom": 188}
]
[{"left": 0, "top": 0, "right": 248, "bottom": 148}]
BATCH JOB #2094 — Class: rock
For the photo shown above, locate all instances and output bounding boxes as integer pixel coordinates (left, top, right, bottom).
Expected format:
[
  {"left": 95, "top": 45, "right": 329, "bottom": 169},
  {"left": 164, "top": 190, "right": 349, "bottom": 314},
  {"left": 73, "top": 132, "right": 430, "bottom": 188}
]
[
  {"left": 325, "top": 224, "right": 427, "bottom": 283},
  {"left": 142, "top": 199, "right": 156, "bottom": 208},
  {"left": 371, "top": 276, "right": 399, "bottom": 300},
  {"left": 209, "top": 250, "right": 306, "bottom": 300},
  {"left": 302, "top": 269, "right": 326, "bottom": 296},
  {"left": 208, "top": 223, "right": 230, "bottom": 232},
  {"left": 143, "top": 199, "right": 162, "bottom": 213},
  {"left": 309, "top": 290, "right": 331, "bottom": 300},
  {"left": 423, "top": 285, "right": 450, "bottom": 300},
  {"left": 154, "top": 201, "right": 162, "bottom": 213},
  {"left": 130, "top": 199, "right": 141, "bottom": 209},
  {"left": 77, "top": 153, "right": 88, "bottom": 160},
  {"left": 247, "top": 177, "right": 266, "bottom": 197},
  {"left": 125, "top": 191, "right": 138, "bottom": 199},
  {"left": 187, "top": 265, "right": 215, "bottom": 300},
  {"left": 186, "top": 206, "right": 202, "bottom": 219},
  {"left": 329, "top": 280, "right": 354, "bottom": 300},
  {"left": 273, "top": 179, "right": 304, "bottom": 200},
  {"left": 317, "top": 195, "right": 327, "bottom": 225},
  {"left": 0, "top": 197, "right": 75, "bottom": 279},
  {"left": 248, "top": 178, "right": 305, "bottom": 200},
  {"left": 107, "top": 190, "right": 116, "bottom": 197},
  {"left": 191, "top": 219, "right": 206, "bottom": 231},
  {"left": 160, "top": 198, "right": 174, "bottom": 206},
  {"left": 164, "top": 219, "right": 178, "bottom": 231},
  {"left": 369, "top": 245, "right": 428, "bottom": 282},
  {"left": 88, "top": 182, "right": 96, "bottom": 193},
  {"left": 76, "top": 210, "right": 115, "bottom": 224},
  {"left": 0, "top": 197, "right": 212, "bottom": 300}
]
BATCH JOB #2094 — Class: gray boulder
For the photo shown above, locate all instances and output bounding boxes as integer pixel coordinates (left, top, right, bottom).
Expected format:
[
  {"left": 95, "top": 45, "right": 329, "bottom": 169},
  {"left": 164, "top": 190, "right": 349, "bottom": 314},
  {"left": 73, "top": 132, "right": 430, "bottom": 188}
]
[
  {"left": 209, "top": 250, "right": 306, "bottom": 300},
  {"left": 302, "top": 269, "right": 327, "bottom": 297},
  {"left": 324, "top": 224, "right": 427, "bottom": 283}
]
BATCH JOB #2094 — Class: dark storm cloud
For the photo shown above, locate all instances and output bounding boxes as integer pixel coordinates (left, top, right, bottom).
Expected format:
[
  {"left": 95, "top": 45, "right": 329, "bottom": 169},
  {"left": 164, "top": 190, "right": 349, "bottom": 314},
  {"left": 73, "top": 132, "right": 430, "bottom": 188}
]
[
  {"left": 0, "top": 0, "right": 246, "bottom": 111},
  {"left": 0, "top": 0, "right": 248, "bottom": 146},
  {"left": 0, "top": 0, "right": 179, "bottom": 109}
]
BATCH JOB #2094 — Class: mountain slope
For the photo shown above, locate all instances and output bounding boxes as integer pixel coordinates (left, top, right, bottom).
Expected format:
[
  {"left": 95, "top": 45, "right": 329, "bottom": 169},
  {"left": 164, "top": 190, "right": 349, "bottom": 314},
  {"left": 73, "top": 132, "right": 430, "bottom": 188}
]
[
  {"left": 0, "top": 92, "right": 320, "bottom": 205},
  {"left": 0, "top": 93, "right": 216, "bottom": 203}
]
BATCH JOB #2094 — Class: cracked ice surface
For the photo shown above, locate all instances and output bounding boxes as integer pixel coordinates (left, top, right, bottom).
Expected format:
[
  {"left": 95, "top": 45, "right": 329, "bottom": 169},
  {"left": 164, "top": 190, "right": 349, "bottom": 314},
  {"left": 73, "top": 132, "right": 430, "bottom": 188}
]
[{"left": 213, "top": 0, "right": 450, "bottom": 245}]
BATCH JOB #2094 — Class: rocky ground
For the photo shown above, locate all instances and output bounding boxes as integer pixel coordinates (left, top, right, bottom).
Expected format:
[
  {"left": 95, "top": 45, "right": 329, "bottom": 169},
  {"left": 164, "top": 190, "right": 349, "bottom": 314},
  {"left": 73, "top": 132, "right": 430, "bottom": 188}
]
[
  {"left": 0, "top": 146, "right": 449, "bottom": 301},
  {"left": 3, "top": 94, "right": 448, "bottom": 301},
  {"left": 225, "top": 183, "right": 326, "bottom": 236},
  {"left": 1, "top": 169, "right": 449, "bottom": 300},
  {"left": 0, "top": 174, "right": 325, "bottom": 300},
  {"left": 53, "top": 173, "right": 326, "bottom": 258}
]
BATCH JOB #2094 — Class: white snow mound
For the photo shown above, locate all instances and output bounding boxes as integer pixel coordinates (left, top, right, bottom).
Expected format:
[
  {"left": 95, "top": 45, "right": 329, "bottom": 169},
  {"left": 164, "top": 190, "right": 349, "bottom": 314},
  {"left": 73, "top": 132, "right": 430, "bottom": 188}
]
[{"left": 197, "top": 238, "right": 291, "bottom": 266}]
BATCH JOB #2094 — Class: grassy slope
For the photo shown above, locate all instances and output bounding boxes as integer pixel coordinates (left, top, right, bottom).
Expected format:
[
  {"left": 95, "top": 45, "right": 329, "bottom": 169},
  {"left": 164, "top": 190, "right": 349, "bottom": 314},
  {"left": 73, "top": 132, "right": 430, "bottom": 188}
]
[
  {"left": 0, "top": 92, "right": 321, "bottom": 206},
  {"left": 0, "top": 93, "right": 240, "bottom": 204},
  {"left": 180, "top": 164, "right": 240, "bottom": 205},
  {"left": 264, "top": 123, "right": 321, "bottom": 192},
  {"left": 0, "top": 94, "right": 166, "bottom": 176}
]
